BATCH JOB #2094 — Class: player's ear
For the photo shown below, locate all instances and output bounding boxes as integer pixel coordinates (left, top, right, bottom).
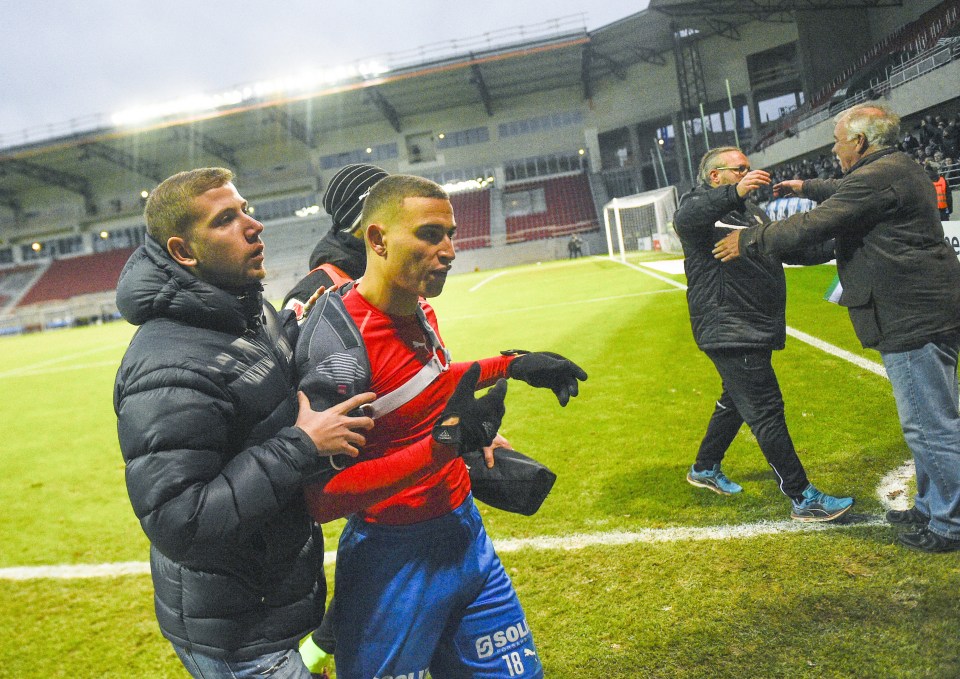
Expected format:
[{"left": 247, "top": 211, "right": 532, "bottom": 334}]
[
  {"left": 167, "top": 236, "right": 197, "bottom": 268},
  {"left": 367, "top": 224, "right": 387, "bottom": 258}
]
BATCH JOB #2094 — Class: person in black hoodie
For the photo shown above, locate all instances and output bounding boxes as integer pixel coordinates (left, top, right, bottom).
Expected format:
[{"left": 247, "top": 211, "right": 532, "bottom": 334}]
[
  {"left": 113, "top": 167, "right": 376, "bottom": 678},
  {"left": 283, "top": 163, "right": 388, "bottom": 314},
  {"left": 675, "top": 146, "right": 853, "bottom": 522}
]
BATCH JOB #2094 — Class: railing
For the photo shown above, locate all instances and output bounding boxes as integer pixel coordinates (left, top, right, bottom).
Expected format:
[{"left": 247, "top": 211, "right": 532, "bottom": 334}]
[
  {"left": 758, "top": 38, "right": 960, "bottom": 151},
  {"left": 0, "top": 14, "right": 588, "bottom": 152}
]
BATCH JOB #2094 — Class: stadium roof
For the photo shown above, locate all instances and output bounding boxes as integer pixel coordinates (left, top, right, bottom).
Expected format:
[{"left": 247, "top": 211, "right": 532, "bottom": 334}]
[{"left": 0, "top": 1, "right": 907, "bottom": 222}]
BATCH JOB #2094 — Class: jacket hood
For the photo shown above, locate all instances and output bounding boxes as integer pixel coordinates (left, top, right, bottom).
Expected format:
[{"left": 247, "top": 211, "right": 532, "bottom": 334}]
[
  {"left": 307, "top": 229, "right": 366, "bottom": 279},
  {"left": 115, "top": 236, "right": 263, "bottom": 333}
]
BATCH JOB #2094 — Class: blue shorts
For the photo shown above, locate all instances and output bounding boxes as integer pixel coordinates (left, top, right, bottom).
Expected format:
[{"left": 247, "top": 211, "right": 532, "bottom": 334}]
[{"left": 332, "top": 495, "right": 543, "bottom": 679}]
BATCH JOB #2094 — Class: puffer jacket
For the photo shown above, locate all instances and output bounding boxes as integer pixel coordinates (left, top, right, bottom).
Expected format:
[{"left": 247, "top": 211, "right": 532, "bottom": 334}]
[
  {"left": 675, "top": 183, "right": 790, "bottom": 351},
  {"left": 113, "top": 236, "right": 326, "bottom": 660},
  {"left": 742, "top": 148, "right": 960, "bottom": 352}
]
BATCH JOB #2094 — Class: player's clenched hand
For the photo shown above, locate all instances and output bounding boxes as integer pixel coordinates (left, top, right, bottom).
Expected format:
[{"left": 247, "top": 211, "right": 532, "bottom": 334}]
[
  {"left": 295, "top": 391, "right": 376, "bottom": 457},
  {"left": 433, "top": 363, "right": 507, "bottom": 453},
  {"left": 712, "top": 230, "right": 743, "bottom": 262},
  {"left": 508, "top": 351, "right": 587, "bottom": 406}
]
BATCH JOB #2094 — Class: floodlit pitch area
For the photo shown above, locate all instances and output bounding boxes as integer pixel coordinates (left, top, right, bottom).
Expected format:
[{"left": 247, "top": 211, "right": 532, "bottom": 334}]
[{"left": 2, "top": 254, "right": 958, "bottom": 678}]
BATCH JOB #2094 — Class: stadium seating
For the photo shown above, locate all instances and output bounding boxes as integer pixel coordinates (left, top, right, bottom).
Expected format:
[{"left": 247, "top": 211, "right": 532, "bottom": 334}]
[
  {"left": 449, "top": 188, "right": 491, "bottom": 251},
  {"left": 17, "top": 248, "right": 135, "bottom": 307},
  {"left": 504, "top": 173, "right": 598, "bottom": 244},
  {"left": 0, "top": 263, "right": 44, "bottom": 313}
]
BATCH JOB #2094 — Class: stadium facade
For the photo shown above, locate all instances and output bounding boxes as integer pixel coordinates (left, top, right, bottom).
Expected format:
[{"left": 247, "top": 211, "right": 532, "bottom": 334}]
[{"left": 0, "top": 0, "right": 957, "bottom": 330}]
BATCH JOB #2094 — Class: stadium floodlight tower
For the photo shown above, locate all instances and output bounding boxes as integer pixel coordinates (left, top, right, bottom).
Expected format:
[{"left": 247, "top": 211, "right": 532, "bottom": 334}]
[{"left": 603, "top": 186, "right": 679, "bottom": 263}]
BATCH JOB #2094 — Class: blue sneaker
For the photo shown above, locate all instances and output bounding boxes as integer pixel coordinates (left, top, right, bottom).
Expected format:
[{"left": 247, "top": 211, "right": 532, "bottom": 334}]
[
  {"left": 686, "top": 464, "right": 743, "bottom": 496},
  {"left": 791, "top": 484, "right": 854, "bottom": 522}
]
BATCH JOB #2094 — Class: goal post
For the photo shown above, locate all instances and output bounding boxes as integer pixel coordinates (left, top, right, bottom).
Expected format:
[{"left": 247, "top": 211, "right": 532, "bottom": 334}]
[{"left": 603, "top": 186, "right": 680, "bottom": 262}]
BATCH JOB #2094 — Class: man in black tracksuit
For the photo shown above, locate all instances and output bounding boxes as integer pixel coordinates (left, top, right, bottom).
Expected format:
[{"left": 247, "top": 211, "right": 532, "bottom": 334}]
[
  {"left": 113, "top": 167, "right": 376, "bottom": 678},
  {"left": 675, "top": 146, "right": 854, "bottom": 522}
]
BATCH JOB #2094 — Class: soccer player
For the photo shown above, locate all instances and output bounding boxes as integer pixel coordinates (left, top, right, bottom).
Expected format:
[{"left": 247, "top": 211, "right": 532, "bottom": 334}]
[
  {"left": 675, "top": 146, "right": 854, "bottom": 522},
  {"left": 297, "top": 174, "right": 586, "bottom": 678},
  {"left": 714, "top": 104, "right": 960, "bottom": 552},
  {"left": 113, "top": 167, "right": 376, "bottom": 678},
  {"left": 283, "top": 162, "right": 388, "bottom": 673}
]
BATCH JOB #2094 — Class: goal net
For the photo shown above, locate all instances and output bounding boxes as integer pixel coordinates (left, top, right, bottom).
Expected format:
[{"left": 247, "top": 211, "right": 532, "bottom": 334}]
[{"left": 603, "top": 186, "right": 680, "bottom": 262}]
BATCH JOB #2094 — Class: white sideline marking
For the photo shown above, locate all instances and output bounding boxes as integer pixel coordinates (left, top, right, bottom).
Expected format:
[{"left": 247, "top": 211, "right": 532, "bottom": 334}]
[
  {"left": 619, "top": 259, "right": 888, "bottom": 377},
  {"left": 0, "top": 517, "right": 886, "bottom": 580},
  {"left": 0, "top": 341, "right": 128, "bottom": 380},
  {"left": 876, "top": 460, "right": 915, "bottom": 511},
  {"left": 785, "top": 327, "right": 887, "bottom": 378},
  {"left": 468, "top": 270, "right": 511, "bottom": 292},
  {"left": 0, "top": 259, "right": 908, "bottom": 582},
  {"left": 446, "top": 288, "right": 681, "bottom": 321},
  {"left": 0, "top": 359, "right": 121, "bottom": 380}
]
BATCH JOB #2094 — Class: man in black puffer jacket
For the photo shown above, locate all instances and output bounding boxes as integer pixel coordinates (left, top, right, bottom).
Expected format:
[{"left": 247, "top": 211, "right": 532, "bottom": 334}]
[
  {"left": 675, "top": 146, "right": 853, "bottom": 522},
  {"left": 114, "top": 167, "right": 375, "bottom": 678}
]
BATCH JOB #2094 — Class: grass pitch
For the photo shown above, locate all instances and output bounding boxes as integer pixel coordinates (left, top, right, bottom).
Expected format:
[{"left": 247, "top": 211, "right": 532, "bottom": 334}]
[{"left": 1, "top": 254, "right": 958, "bottom": 678}]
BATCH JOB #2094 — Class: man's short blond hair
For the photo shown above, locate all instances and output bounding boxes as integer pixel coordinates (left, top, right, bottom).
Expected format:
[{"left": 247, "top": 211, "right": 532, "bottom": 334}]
[
  {"left": 359, "top": 174, "right": 448, "bottom": 229},
  {"left": 697, "top": 146, "right": 743, "bottom": 184},
  {"left": 144, "top": 167, "right": 234, "bottom": 245}
]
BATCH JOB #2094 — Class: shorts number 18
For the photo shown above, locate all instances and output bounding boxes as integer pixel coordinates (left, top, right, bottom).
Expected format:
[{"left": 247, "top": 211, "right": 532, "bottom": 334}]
[{"left": 502, "top": 651, "right": 525, "bottom": 676}]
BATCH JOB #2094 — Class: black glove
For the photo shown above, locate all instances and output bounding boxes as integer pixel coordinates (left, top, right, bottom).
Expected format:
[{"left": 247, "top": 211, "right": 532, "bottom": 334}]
[
  {"left": 433, "top": 362, "right": 507, "bottom": 452},
  {"left": 506, "top": 350, "right": 587, "bottom": 407}
]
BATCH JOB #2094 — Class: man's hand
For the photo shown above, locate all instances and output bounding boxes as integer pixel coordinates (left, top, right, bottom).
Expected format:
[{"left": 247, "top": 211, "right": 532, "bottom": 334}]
[
  {"left": 735, "top": 169, "right": 771, "bottom": 198},
  {"left": 773, "top": 179, "right": 804, "bottom": 198},
  {"left": 508, "top": 351, "right": 587, "bottom": 406},
  {"left": 712, "top": 230, "right": 743, "bottom": 262},
  {"left": 433, "top": 363, "right": 507, "bottom": 453},
  {"left": 295, "top": 391, "right": 376, "bottom": 457},
  {"left": 483, "top": 433, "right": 511, "bottom": 469}
]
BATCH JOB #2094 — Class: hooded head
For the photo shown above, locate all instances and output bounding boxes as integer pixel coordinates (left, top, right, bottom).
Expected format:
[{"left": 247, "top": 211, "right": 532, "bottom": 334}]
[{"left": 323, "top": 163, "right": 389, "bottom": 235}]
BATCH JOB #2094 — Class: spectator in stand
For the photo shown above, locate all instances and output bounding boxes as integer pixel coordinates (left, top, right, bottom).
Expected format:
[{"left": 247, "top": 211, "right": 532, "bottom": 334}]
[
  {"left": 929, "top": 163, "right": 953, "bottom": 220},
  {"left": 902, "top": 130, "right": 921, "bottom": 153}
]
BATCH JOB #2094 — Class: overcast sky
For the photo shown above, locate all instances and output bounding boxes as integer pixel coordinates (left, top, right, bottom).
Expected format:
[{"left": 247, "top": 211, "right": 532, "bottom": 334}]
[{"left": 0, "top": 1, "right": 649, "bottom": 142}]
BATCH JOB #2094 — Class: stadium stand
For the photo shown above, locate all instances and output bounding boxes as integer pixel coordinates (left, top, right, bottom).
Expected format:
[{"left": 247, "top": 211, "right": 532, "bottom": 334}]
[
  {"left": 1, "top": 2, "right": 958, "bottom": 335},
  {"left": 16, "top": 248, "right": 135, "bottom": 307},
  {"left": 449, "top": 188, "right": 491, "bottom": 251},
  {"left": 0, "top": 264, "right": 44, "bottom": 313},
  {"left": 504, "top": 173, "right": 598, "bottom": 244}
]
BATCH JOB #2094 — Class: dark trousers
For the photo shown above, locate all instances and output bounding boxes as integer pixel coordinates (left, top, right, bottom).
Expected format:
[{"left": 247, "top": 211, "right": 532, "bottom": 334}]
[{"left": 695, "top": 348, "right": 809, "bottom": 498}]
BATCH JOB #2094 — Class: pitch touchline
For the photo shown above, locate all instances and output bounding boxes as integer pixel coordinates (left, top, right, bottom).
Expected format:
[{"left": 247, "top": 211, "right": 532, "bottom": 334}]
[
  {"left": 0, "top": 260, "right": 905, "bottom": 581},
  {"left": 620, "top": 259, "right": 888, "bottom": 376},
  {"left": 0, "top": 516, "right": 888, "bottom": 581}
]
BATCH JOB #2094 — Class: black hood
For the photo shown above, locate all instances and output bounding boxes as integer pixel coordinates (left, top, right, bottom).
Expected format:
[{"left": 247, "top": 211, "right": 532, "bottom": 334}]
[
  {"left": 307, "top": 228, "right": 366, "bottom": 280},
  {"left": 115, "top": 236, "right": 263, "bottom": 334}
]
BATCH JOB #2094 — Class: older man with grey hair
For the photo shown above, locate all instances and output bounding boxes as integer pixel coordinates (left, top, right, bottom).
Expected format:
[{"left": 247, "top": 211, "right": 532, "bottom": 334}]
[{"left": 714, "top": 103, "right": 960, "bottom": 553}]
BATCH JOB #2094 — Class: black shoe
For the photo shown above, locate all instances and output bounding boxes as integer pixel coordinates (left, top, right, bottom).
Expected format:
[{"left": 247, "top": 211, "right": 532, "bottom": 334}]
[
  {"left": 886, "top": 506, "right": 930, "bottom": 527},
  {"left": 897, "top": 527, "right": 960, "bottom": 553}
]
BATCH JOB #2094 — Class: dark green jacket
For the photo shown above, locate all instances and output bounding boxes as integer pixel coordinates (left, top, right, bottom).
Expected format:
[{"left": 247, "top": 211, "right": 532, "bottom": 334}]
[{"left": 741, "top": 148, "right": 960, "bottom": 352}]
